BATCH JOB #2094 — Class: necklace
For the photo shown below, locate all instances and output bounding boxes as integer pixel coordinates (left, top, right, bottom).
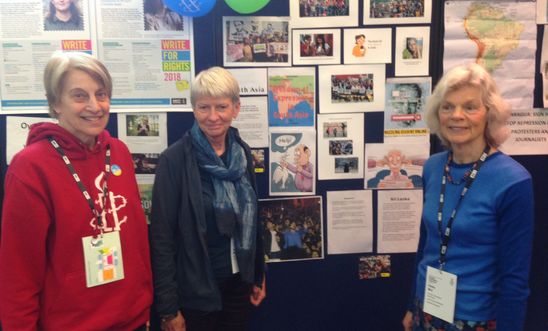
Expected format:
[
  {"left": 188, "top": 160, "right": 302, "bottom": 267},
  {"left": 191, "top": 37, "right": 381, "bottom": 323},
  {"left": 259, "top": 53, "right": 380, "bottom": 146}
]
[
  {"left": 444, "top": 165, "right": 471, "bottom": 185},
  {"left": 443, "top": 145, "right": 490, "bottom": 185}
]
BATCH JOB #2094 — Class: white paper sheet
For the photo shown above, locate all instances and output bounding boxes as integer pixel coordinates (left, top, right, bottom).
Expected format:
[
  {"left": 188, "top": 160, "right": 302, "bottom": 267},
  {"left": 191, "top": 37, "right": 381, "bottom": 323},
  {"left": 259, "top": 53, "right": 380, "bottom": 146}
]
[
  {"left": 232, "top": 96, "right": 269, "bottom": 148},
  {"left": 326, "top": 190, "right": 373, "bottom": 255},
  {"left": 377, "top": 189, "right": 422, "bottom": 253},
  {"left": 5, "top": 116, "right": 56, "bottom": 164}
]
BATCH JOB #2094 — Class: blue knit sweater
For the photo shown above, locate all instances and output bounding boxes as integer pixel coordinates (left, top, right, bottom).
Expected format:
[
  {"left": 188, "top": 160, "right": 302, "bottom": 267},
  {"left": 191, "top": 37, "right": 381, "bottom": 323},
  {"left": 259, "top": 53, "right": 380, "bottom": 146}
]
[{"left": 413, "top": 151, "right": 534, "bottom": 331}]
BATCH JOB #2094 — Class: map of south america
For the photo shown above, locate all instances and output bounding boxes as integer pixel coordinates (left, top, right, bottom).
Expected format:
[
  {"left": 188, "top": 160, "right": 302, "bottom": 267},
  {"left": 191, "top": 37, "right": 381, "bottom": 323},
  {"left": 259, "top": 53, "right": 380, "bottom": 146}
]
[
  {"left": 464, "top": 2, "right": 524, "bottom": 72},
  {"left": 444, "top": 1, "right": 536, "bottom": 109}
]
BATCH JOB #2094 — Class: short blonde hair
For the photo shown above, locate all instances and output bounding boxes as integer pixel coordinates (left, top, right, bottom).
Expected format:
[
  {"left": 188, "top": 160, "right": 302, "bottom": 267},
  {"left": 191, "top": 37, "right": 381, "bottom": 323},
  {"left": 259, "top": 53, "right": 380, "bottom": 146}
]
[
  {"left": 43, "top": 51, "right": 112, "bottom": 118},
  {"left": 190, "top": 66, "right": 240, "bottom": 108},
  {"left": 425, "top": 63, "right": 510, "bottom": 147}
]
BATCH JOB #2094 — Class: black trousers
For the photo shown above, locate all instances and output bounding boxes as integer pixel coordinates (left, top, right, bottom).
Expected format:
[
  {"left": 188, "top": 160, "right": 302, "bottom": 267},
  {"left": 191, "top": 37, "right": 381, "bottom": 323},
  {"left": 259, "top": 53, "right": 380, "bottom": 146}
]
[
  {"left": 182, "top": 274, "right": 253, "bottom": 331},
  {"left": 150, "top": 274, "right": 253, "bottom": 331}
]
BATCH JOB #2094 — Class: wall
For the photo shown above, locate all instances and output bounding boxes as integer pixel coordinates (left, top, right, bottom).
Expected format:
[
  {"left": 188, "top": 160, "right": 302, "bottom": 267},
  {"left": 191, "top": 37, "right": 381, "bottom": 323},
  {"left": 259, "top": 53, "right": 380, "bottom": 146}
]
[{"left": 1, "top": 1, "right": 547, "bottom": 330}]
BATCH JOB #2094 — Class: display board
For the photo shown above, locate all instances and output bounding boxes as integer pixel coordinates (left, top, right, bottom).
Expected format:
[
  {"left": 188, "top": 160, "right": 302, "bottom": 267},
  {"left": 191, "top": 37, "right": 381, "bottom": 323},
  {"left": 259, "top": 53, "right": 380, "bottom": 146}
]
[{"left": 0, "top": 1, "right": 547, "bottom": 330}]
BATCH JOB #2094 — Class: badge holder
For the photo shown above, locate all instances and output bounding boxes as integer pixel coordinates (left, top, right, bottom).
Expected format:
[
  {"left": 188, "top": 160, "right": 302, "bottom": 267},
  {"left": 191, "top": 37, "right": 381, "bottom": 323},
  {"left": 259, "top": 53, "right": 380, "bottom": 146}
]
[
  {"left": 423, "top": 265, "right": 457, "bottom": 323},
  {"left": 82, "top": 231, "right": 125, "bottom": 288}
]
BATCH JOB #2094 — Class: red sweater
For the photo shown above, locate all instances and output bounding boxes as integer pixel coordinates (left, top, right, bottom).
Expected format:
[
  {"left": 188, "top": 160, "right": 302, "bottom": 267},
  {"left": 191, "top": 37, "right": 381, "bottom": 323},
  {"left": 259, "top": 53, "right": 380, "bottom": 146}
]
[{"left": 0, "top": 123, "right": 152, "bottom": 330}]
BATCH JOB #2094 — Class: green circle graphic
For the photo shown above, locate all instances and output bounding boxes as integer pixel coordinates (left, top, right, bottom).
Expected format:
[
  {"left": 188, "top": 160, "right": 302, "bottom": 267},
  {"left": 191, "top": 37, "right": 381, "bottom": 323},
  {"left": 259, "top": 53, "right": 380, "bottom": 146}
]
[{"left": 224, "top": 0, "right": 270, "bottom": 14}]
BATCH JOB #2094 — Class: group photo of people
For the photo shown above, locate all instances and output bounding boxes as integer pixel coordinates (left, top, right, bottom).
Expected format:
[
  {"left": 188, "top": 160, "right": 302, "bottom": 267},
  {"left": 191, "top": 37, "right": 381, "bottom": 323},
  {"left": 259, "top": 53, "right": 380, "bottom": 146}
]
[
  {"left": 259, "top": 197, "right": 323, "bottom": 262},
  {"left": 329, "top": 140, "right": 353, "bottom": 155},
  {"left": 331, "top": 74, "right": 374, "bottom": 103},
  {"left": 323, "top": 121, "right": 348, "bottom": 138},
  {"left": 369, "top": 0, "right": 424, "bottom": 18},
  {"left": 299, "top": 0, "right": 349, "bottom": 17},
  {"left": 359, "top": 255, "right": 391, "bottom": 279},
  {"left": 300, "top": 33, "right": 334, "bottom": 57},
  {"left": 226, "top": 19, "right": 289, "bottom": 63}
]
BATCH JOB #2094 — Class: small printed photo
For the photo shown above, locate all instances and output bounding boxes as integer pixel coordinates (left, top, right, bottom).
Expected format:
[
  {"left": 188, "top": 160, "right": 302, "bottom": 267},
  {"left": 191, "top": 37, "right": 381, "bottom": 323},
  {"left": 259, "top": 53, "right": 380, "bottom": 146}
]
[
  {"left": 300, "top": 33, "right": 334, "bottom": 57},
  {"left": 138, "top": 182, "right": 153, "bottom": 224},
  {"left": 293, "top": 28, "right": 341, "bottom": 65},
  {"left": 251, "top": 149, "right": 265, "bottom": 173},
  {"left": 334, "top": 157, "right": 359, "bottom": 173},
  {"left": 144, "top": 0, "right": 184, "bottom": 31},
  {"left": 223, "top": 17, "right": 290, "bottom": 67},
  {"left": 259, "top": 196, "right": 324, "bottom": 263},
  {"left": 323, "top": 122, "right": 348, "bottom": 138},
  {"left": 359, "top": 255, "right": 391, "bottom": 280},
  {"left": 299, "top": 0, "right": 350, "bottom": 18},
  {"left": 329, "top": 140, "right": 353, "bottom": 155},
  {"left": 369, "top": 0, "right": 424, "bottom": 19},
  {"left": 402, "top": 37, "right": 423, "bottom": 59},
  {"left": 351, "top": 34, "right": 366, "bottom": 58},
  {"left": 291, "top": 0, "right": 358, "bottom": 28},
  {"left": 132, "top": 153, "right": 160, "bottom": 174},
  {"left": 126, "top": 114, "right": 160, "bottom": 137},
  {"left": 365, "top": 144, "right": 427, "bottom": 189},
  {"left": 331, "top": 74, "right": 374, "bottom": 103},
  {"left": 388, "top": 81, "right": 425, "bottom": 128},
  {"left": 43, "top": 0, "right": 84, "bottom": 31},
  {"left": 342, "top": 28, "right": 392, "bottom": 64}
]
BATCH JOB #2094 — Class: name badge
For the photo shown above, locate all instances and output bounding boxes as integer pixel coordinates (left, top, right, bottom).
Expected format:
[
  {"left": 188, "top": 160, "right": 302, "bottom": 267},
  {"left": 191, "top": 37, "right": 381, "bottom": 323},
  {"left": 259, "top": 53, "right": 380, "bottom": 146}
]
[
  {"left": 423, "top": 266, "right": 457, "bottom": 323},
  {"left": 82, "top": 231, "right": 125, "bottom": 288}
]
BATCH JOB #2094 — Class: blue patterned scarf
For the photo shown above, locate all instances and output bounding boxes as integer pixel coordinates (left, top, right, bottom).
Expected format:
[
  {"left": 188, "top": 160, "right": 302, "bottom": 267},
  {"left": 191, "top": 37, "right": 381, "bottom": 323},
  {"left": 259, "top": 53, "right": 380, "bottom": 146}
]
[{"left": 190, "top": 122, "right": 257, "bottom": 250}]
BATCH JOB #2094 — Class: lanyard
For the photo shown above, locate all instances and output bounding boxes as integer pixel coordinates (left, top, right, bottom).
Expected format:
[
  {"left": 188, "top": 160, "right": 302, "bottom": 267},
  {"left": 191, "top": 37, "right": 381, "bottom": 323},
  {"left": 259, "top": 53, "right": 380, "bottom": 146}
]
[
  {"left": 437, "top": 145, "right": 490, "bottom": 269},
  {"left": 48, "top": 137, "right": 111, "bottom": 236}
]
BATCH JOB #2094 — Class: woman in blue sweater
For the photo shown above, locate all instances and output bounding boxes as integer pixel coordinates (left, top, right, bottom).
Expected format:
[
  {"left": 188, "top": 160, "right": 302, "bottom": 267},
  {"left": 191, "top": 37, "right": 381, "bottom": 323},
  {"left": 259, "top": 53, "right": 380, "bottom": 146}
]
[{"left": 402, "top": 63, "right": 534, "bottom": 331}]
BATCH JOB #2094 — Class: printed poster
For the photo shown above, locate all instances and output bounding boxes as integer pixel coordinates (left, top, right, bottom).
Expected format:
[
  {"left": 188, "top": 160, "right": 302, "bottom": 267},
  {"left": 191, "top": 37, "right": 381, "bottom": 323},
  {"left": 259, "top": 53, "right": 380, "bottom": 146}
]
[
  {"left": 499, "top": 108, "right": 548, "bottom": 156},
  {"left": 96, "top": 1, "right": 194, "bottom": 110},
  {"left": 259, "top": 196, "right": 324, "bottom": 263},
  {"left": 444, "top": 1, "right": 536, "bottom": 110},
  {"left": 0, "top": 0, "right": 95, "bottom": 112},
  {"left": 326, "top": 190, "right": 373, "bottom": 255},
  {"left": 384, "top": 77, "right": 431, "bottom": 143},
  {"left": 317, "top": 113, "right": 364, "bottom": 180},
  {"left": 269, "top": 128, "right": 316, "bottom": 196},
  {"left": 365, "top": 142, "right": 429, "bottom": 189},
  {"left": 395, "top": 26, "right": 430, "bottom": 77},
  {"left": 268, "top": 67, "right": 315, "bottom": 127}
]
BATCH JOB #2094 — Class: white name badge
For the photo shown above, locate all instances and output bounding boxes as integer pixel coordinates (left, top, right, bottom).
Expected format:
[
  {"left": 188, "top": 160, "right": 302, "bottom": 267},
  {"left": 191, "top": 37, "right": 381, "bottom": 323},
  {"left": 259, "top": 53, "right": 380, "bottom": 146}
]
[
  {"left": 423, "top": 266, "right": 457, "bottom": 323},
  {"left": 82, "top": 231, "right": 125, "bottom": 288}
]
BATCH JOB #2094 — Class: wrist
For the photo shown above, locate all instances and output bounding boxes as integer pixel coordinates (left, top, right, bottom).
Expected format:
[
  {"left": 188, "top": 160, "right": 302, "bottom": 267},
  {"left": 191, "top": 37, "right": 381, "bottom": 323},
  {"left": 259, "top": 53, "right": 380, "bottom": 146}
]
[{"left": 161, "top": 312, "right": 179, "bottom": 323}]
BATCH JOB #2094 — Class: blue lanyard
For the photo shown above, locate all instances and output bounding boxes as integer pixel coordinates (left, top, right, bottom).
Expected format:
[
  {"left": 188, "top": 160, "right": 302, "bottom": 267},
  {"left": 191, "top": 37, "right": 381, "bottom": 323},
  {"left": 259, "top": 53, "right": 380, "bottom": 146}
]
[{"left": 437, "top": 145, "right": 490, "bottom": 269}]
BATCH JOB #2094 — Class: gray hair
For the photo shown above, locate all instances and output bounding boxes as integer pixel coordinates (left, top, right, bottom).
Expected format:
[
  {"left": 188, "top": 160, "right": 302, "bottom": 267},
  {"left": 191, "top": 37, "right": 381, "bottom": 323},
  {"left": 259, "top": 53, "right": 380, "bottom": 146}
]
[
  {"left": 425, "top": 63, "right": 510, "bottom": 147},
  {"left": 190, "top": 66, "right": 240, "bottom": 108},
  {"left": 44, "top": 51, "right": 112, "bottom": 118}
]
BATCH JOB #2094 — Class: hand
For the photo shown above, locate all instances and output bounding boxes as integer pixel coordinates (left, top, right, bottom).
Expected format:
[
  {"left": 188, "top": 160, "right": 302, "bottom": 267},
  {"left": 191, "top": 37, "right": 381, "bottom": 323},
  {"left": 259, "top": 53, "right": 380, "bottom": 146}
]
[
  {"left": 250, "top": 277, "right": 266, "bottom": 306},
  {"left": 402, "top": 311, "right": 413, "bottom": 331},
  {"left": 161, "top": 311, "right": 186, "bottom": 331}
]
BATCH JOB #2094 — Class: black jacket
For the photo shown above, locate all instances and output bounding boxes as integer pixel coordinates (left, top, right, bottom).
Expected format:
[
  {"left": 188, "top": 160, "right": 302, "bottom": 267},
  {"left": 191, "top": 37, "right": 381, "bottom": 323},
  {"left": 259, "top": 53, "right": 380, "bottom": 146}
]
[{"left": 150, "top": 129, "right": 265, "bottom": 316}]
